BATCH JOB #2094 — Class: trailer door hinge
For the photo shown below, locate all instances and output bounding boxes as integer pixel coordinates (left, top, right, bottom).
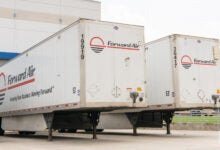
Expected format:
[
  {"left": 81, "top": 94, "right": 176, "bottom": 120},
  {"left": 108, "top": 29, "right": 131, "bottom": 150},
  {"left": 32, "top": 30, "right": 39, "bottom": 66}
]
[
  {"left": 213, "top": 46, "right": 219, "bottom": 60},
  {"left": 81, "top": 34, "right": 85, "bottom": 60}
]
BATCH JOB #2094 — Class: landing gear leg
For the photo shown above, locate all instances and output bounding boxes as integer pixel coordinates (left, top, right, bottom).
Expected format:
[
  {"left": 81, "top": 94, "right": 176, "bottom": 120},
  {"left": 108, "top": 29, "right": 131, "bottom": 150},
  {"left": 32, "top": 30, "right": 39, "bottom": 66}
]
[
  {"left": 126, "top": 113, "right": 139, "bottom": 136},
  {"left": 48, "top": 127, "right": 53, "bottom": 141},
  {"left": 164, "top": 111, "right": 174, "bottom": 135},
  {"left": 166, "top": 120, "right": 171, "bottom": 135},
  {"left": 44, "top": 113, "right": 54, "bottom": 141},
  {"left": 133, "top": 126, "right": 137, "bottom": 136},
  {"left": 90, "top": 112, "right": 100, "bottom": 139}
]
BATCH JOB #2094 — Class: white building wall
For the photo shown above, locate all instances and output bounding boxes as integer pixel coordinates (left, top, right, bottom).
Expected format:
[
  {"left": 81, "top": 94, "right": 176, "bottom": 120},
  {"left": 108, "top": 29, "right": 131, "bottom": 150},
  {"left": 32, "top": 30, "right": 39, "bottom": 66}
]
[{"left": 0, "top": 0, "right": 101, "bottom": 52}]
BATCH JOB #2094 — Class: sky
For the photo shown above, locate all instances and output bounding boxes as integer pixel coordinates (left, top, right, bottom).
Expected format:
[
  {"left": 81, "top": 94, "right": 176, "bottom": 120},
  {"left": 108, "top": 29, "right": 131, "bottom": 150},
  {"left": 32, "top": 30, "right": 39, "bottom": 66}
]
[{"left": 100, "top": 0, "right": 220, "bottom": 42}]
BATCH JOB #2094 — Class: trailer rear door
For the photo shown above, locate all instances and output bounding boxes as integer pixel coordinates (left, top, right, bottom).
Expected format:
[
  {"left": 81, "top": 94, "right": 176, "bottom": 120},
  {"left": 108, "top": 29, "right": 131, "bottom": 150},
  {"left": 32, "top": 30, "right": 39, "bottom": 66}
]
[
  {"left": 176, "top": 36, "right": 219, "bottom": 107},
  {"left": 84, "top": 21, "right": 146, "bottom": 106}
]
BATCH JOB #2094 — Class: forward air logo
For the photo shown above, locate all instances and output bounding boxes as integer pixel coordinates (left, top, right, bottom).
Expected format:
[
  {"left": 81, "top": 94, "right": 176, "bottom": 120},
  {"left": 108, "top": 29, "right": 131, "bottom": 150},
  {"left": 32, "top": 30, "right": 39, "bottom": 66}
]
[
  {"left": 181, "top": 55, "right": 216, "bottom": 69},
  {"left": 0, "top": 73, "right": 6, "bottom": 105},
  {"left": 0, "top": 65, "right": 36, "bottom": 105},
  {"left": 90, "top": 36, "right": 140, "bottom": 53},
  {"left": 181, "top": 55, "right": 193, "bottom": 69},
  {"left": 90, "top": 37, "right": 105, "bottom": 53}
]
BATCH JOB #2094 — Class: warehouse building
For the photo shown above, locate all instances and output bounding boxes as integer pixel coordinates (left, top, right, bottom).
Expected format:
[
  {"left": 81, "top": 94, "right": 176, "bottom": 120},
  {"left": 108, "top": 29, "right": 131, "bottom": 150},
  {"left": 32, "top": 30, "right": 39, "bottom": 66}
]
[{"left": 0, "top": 0, "right": 101, "bottom": 52}]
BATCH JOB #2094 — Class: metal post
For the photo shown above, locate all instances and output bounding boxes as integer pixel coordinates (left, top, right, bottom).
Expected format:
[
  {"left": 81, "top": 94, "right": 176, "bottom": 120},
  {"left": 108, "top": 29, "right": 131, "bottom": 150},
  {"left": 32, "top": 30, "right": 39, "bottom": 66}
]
[
  {"left": 166, "top": 120, "right": 171, "bottom": 135},
  {"left": 90, "top": 112, "right": 100, "bottom": 139},
  {"left": 92, "top": 121, "right": 97, "bottom": 139},
  {"left": 48, "top": 127, "right": 53, "bottom": 141},
  {"left": 164, "top": 111, "right": 173, "bottom": 135},
  {"left": 133, "top": 126, "right": 137, "bottom": 136},
  {"left": 126, "top": 113, "right": 139, "bottom": 136},
  {"left": 44, "top": 113, "right": 54, "bottom": 141}
]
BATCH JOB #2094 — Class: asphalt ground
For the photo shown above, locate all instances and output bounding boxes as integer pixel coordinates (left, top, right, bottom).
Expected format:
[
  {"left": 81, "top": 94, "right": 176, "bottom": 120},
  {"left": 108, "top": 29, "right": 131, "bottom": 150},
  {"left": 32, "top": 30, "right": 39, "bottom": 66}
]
[{"left": 0, "top": 129, "right": 219, "bottom": 150}]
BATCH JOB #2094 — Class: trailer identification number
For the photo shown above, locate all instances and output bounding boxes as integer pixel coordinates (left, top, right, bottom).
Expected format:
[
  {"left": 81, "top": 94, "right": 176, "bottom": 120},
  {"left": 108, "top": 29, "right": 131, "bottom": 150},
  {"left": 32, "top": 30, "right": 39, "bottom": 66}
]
[
  {"left": 173, "top": 47, "right": 177, "bottom": 68},
  {"left": 81, "top": 34, "right": 85, "bottom": 59}
]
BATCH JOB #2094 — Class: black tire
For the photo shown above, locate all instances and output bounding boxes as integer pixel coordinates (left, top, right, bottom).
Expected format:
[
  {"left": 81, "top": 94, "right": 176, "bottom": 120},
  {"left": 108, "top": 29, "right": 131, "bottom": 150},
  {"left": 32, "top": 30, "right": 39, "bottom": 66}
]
[
  {"left": 18, "top": 131, "right": 25, "bottom": 135},
  {"left": 19, "top": 131, "right": 36, "bottom": 135},
  {"left": 58, "top": 129, "right": 66, "bottom": 133},
  {"left": 0, "top": 118, "right": 4, "bottom": 136},
  {"left": 85, "top": 129, "right": 92, "bottom": 132},
  {"left": 0, "top": 129, "right": 4, "bottom": 136},
  {"left": 85, "top": 129, "right": 104, "bottom": 132},
  {"left": 97, "top": 129, "right": 104, "bottom": 132},
  {"left": 67, "top": 129, "right": 77, "bottom": 133},
  {"left": 28, "top": 132, "right": 36, "bottom": 135}
]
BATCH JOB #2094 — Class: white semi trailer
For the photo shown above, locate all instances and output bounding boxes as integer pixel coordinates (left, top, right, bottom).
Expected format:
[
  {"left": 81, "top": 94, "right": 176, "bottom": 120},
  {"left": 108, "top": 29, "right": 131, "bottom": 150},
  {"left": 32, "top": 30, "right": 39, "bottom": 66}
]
[
  {"left": 0, "top": 19, "right": 147, "bottom": 140},
  {"left": 88, "top": 34, "right": 220, "bottom": 135}
]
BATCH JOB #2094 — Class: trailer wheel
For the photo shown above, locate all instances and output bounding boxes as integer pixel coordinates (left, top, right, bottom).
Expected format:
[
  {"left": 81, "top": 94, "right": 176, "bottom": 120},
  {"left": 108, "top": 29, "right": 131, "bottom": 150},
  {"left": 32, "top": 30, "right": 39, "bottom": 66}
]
[
  {"left": 58, "top": 129, "right": 66, "bottom": 133},
  {"left": 18, "top": 131, "right": 36, "bottom": 135},
  {"left": 0, "top": 129, "right": 4, "bottom": 136},
  {"left": 97, "top": 129, "right": 104, "bottom": 132},
  {"left": 28, "top": 132, "right": 36, "bottom": 135},
  {"left": 85, "top": 129, "right": 92, "bottom": 132},
  {"left": 0, "top": 118, "right": 4, "bottom": 136},
  {"left": 19, "top": 131, "right": 26, "bottom": 135},
  {"left": 85, "top": 129, "right": 104, "bottom": 132},
  {"left": 67, "top": 129, "right": 77, "bottom": 133}
]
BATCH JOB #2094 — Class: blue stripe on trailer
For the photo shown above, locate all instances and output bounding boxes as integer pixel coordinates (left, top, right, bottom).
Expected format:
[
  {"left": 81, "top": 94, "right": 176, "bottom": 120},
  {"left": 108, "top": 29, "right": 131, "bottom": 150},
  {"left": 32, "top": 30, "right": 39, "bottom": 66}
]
[{"left": 0, "top": 52, "right": 19, "bottom": 60}]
